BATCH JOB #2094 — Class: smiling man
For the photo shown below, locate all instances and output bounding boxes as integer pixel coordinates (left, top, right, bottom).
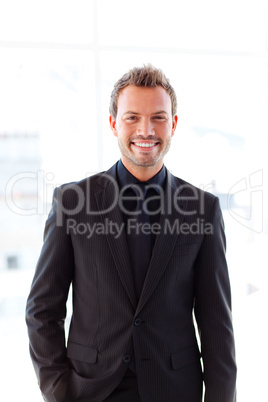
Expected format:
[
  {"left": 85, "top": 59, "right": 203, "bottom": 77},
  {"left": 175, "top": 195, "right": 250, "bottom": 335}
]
[
  {"left": 26, "top": 65, "right": 237, "bottom": 402},
  {"left": 109, "top": 84, "right": 177, "bottom": 180}
]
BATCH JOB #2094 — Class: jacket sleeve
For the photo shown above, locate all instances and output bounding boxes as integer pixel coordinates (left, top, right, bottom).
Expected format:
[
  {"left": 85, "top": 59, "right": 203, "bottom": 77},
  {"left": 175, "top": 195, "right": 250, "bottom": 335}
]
[
  {"left": 193, "top": 197, "right": 237, "bottom": 402},
  {"left": 25, "top": 187, "right": 75, "bottom": 401}
]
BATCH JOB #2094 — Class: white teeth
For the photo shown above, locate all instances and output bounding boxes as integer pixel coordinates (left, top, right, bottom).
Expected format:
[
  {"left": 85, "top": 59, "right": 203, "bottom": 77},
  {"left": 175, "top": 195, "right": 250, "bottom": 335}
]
[{"left": 134, "top": 142, "right": 156, "bottom": 148}]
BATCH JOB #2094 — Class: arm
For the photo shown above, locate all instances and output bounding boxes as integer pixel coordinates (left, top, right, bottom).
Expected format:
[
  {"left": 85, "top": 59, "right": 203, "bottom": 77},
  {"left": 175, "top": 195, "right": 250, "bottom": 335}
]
[
  {"left": 26, "top": 188, "right": 74, "bottom": 401},
  {"left": 194, "top": 197, "right": 237, "bottom": 402}
]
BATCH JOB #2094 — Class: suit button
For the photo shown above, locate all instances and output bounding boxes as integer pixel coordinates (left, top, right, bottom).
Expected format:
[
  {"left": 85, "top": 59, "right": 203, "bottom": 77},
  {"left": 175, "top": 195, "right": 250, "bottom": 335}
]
[
  {"left": 123, "top": 355, "right": 131, "bottom": 363},
  {"left": 134, "top": 318, "right": 142, "bottom": 326}
]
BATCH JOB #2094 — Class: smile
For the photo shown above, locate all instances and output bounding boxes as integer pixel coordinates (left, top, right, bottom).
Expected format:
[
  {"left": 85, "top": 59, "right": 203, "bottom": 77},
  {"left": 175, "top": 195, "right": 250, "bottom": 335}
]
[{"left": 132, "top": 142, "right": 158, "bottom": 148}]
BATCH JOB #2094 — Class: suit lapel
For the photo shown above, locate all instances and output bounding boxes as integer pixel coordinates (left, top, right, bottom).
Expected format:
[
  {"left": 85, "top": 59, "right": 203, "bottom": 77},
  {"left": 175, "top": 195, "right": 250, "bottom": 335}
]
[
  {"left": 95, "top": 164, "right": 137, "bottom": 309},
  {"left": 94, "top": 164, "right": 189, "bottom": 314},
  {"left": 136, "top": 171, "right": 188, "bottom": 315}
]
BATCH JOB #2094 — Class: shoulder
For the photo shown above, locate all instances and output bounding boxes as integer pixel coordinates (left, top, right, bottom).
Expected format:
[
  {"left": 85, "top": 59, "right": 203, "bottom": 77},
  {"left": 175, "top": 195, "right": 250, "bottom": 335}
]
[
  {"left": 57, "top": 172, "right": 105, "bottom": 192},
  {"left": 168, "top": 174, "right": 224, "bottom": 236},
  {"left": 52, "top": 163, "right": 118, "bottom": 209},
  {"left": 167, "top": 171, "right": 222, "bottom": 226},
  {"left": 168, "top": 172, "right": 217, "bottom": 207}
]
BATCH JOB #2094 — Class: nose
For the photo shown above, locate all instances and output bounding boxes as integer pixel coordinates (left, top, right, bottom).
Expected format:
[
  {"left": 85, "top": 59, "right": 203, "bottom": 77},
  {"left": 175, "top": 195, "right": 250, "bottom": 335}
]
[{"left": 136, "top": 118, "right": 155, "bottom": 137}]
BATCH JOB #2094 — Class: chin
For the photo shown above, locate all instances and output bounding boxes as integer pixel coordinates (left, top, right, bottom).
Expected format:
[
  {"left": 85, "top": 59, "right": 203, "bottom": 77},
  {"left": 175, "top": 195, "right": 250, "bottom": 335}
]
[{"left": 133, "top": 159, "right": 160, "bottom": 168}]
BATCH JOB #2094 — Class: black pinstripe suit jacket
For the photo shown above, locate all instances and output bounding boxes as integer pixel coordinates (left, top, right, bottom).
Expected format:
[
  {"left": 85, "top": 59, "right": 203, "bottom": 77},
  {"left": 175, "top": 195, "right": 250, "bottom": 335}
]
[{"left": 26, "top": 162, "right": 237, "bottom": 402}]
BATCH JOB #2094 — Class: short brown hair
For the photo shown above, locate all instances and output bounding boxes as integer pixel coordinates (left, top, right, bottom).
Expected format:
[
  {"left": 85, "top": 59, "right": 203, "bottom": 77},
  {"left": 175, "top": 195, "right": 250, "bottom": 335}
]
[{"left": 109, "top": 64, "right": 177, "bottom": 118}]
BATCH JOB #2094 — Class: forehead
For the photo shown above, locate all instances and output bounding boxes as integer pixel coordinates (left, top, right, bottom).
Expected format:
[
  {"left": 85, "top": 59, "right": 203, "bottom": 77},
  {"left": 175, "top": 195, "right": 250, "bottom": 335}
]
[{"left": 117, "top": 85, "right": 172, "bottom": 114}]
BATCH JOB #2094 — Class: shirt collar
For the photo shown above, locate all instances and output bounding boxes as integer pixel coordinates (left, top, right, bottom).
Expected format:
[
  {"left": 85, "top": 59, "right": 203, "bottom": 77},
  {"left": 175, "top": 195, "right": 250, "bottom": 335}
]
[{"left": 116, "top": 159, "right": 166, "bottom": 194}]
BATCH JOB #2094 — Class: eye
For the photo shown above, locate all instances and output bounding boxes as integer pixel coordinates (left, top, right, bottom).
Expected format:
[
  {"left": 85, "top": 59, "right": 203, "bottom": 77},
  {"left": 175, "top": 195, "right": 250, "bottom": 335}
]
[
  {"left": 153, "top": 115, "right": 165, "bottom": 120},
  {"left": 126, "top": 116, "right": 137, "bottom": 121}
]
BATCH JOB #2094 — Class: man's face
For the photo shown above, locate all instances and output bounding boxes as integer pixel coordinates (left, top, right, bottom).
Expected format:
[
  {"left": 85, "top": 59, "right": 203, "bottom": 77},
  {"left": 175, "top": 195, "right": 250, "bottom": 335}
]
[{"left": 110, "top": 85, "right": 177, "bottom": 176}]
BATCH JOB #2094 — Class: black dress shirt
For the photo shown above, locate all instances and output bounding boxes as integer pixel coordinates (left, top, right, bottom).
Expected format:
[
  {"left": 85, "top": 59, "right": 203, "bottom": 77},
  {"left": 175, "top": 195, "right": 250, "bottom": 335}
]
[{"left": 116, "top": 159, "right": 167, "bottom": 251}]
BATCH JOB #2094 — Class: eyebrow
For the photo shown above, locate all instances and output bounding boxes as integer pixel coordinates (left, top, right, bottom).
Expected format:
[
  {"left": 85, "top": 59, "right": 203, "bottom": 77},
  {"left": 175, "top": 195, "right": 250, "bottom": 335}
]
[{"left": 122, "top": 110, "right": 168, "bottom": 116}]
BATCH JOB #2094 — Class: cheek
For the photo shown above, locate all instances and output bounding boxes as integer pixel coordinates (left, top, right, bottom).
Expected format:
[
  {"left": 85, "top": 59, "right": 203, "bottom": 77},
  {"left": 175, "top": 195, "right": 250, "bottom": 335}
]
[
  {"left": 118, "top": 125, "right": 134, "bottom": 138},
  {"left": 158, "top": 126, "right": 173, "bottom": 140}
]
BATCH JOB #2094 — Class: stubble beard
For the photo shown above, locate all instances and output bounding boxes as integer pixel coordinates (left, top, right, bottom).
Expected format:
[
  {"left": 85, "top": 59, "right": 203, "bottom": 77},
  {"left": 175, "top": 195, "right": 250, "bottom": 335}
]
[{"left": 117, "top": 136, "right": 172, "bottom": 168}]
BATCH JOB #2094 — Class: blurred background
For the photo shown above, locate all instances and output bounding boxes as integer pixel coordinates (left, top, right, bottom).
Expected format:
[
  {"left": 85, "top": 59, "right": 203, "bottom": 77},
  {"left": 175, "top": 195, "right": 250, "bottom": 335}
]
[{"left": 0, "top": 0, "right": 267, "bottom": 400}]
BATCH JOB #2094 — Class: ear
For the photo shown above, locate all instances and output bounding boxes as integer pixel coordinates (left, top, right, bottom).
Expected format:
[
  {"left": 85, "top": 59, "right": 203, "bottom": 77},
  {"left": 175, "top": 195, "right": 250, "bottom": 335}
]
[
  {"left": 171, "top": 115, "right": 178, "bottom": 137},
  {"left": 109, "top": 115, "right": 117, "bottom": 137}
]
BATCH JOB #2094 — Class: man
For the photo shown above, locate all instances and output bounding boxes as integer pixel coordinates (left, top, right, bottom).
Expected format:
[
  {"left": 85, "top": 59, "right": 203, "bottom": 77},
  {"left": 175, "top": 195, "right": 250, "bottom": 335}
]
[{"left": 26, "top": 65, "right": 237, "bottom": 402}]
